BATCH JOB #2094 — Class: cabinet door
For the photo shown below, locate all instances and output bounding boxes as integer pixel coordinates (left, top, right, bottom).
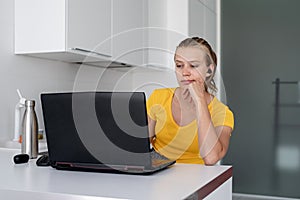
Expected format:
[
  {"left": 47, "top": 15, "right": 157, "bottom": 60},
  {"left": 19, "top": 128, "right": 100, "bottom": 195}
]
[
  {"left": 189, "top": 0, "right": 217, "bottom": 50},
  {"left": 147, "top": 0, "right": 169, "bottom": 69},
  {"left": 200, "top": 0, "right": 217, "bottom": 13},
  {"left": 112, "top": 0, "right": 146, "bottom": 66},
  {"left": 15, "top": 0, "right": 66, "bottom": 53},
  {"left": 204, "top": 7, "right": 217, "bottom": 50},
  {"left": 189, "top": 0, "right": 205, "bottom": 37},
  {"left": 67, "top": 0, "right": 112, "bottom": 58},
  {"left": 147, "top": 0, "right": 188, "bottom": 70}
]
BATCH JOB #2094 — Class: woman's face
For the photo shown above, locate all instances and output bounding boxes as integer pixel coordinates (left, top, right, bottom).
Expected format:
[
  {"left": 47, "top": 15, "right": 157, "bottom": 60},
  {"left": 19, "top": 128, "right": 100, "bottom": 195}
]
[{"left": 174, "top": 47, "right": 209, "bottom": 88}]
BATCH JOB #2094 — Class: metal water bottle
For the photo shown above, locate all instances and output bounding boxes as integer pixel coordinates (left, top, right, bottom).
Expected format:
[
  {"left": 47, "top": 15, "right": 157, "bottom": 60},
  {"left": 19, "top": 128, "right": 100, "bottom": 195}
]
[{"left": 21, "top": 100, "right": 38, "bottom": 158}]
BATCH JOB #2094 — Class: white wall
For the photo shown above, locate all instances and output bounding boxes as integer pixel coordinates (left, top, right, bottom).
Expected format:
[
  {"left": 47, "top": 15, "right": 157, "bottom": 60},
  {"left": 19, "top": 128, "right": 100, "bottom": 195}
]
[{"left": 0, "top": 0, "right": 178, "bottom": 141}]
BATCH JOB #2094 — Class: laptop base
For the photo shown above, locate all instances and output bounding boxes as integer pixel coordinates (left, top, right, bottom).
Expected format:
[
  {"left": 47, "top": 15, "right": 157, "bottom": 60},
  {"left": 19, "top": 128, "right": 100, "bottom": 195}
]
[{"left": 53, "top": 161, "right": 175, "bottom": 175}]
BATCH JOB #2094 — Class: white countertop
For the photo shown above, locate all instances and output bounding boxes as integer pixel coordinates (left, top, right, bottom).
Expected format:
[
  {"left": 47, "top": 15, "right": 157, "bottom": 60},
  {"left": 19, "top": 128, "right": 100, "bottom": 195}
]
[
  {"left": 0, "top": 140, "right": 47, "bottom": 152},
  {"left": 0, "top": 148, "right": 232, "bottom": 200}
]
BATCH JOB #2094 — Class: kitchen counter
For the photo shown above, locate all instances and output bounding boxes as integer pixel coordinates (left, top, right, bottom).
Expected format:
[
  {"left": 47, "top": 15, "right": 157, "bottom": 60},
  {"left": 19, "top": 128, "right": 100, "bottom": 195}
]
[{"left": 0, "top": 148, "right": 232, "bottom": 200}]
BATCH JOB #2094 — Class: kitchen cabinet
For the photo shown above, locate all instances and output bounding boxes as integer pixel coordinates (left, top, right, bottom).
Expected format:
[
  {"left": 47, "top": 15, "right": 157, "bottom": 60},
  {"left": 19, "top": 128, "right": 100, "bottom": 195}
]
[
  {"left": 112, "top": 0, "right": 147, "bottom": 67},
  {"left": 147, "top": 0, "right": 219, "bottom": 69},
  {"left": 14, "top": 0, "right": 148, "bottom": 67},
  {"left": 15, "top": 0, "right": 219, "bottom": 68},
  {"left": 15, "top": 0, "right": 112, "bottom": 65}
]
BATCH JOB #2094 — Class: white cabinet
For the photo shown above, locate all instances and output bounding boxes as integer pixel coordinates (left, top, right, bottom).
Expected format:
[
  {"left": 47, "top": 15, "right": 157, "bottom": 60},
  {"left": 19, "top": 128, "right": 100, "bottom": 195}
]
[
  {"left": 14, "top": 0, "right": 148, "bottom": 67},
  {"left": 15, "top": 0, "right": 219, "bottom": 68},
  {"left": 67, "top": 0, "right": 111, "bottom": 58},
  {"left": 112, "top": 0, "right": 147, "bottom": 67},
  {"left": 15, "top": 0, "right": 112, "bottom": 64},
  {"left": 147, "top": 0, "right": 219, "bottom": 69},
  {"left": 189, "top": 0, "right": 218, "bottom": 49}
]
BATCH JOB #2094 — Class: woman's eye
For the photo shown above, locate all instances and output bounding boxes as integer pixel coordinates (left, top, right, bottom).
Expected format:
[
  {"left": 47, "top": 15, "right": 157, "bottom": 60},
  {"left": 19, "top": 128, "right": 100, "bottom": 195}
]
[
  {"left": 191, "top": 65, "right": 199, "bottom": 68},
  {"left": 176, "top": 65, "right": 183, "bottom": 68}
]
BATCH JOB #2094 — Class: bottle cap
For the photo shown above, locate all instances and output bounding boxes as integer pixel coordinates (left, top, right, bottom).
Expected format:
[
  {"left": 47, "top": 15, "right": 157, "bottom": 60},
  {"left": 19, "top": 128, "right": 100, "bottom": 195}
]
[
  {"left": 25, "top": 100, "right": 35, "bottom": 107},
  {"left": 20, "top": 98, "right": 26, "bottom": 105}
]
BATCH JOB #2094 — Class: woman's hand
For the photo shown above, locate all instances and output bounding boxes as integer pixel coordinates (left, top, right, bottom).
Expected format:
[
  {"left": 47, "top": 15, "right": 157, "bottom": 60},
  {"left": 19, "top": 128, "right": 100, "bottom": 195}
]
[{"left": 182, "top": 77, "right": 206, "bottom": 107}]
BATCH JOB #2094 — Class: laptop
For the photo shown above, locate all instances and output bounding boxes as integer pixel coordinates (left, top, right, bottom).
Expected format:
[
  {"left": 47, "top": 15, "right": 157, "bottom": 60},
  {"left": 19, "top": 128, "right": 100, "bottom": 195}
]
[{"left": 40, "top": 91, "right": 175, "bottom": 175}]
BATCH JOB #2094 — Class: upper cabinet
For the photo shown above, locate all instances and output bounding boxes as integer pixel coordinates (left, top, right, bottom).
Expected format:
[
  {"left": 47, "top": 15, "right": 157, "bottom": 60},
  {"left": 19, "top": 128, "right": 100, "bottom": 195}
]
[
  {"left": 112, "top": 0, "right": 147, "bottom": 67},
  {"left": 15, "top": 0, "right": 219, "bottom": 68},
  {"left": 67, "top": 0, "right": 111, "bottom": 58},
  {"left": 15, "top": 0, "right": 113, "bottom": 64},
  {"left": 147, "top": 0, "right": 219, "bottom": 69},
  {"left": 189, "top": 0, "right": 218, "bottom": 49}
]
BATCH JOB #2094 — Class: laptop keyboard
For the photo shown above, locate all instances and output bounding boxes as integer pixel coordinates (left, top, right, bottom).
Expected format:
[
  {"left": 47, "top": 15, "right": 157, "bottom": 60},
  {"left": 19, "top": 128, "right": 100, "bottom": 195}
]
[
  {"left": 151, "top": 150, "right": 174, "bottom": 168},
  {"left": 152, "top": 159, "right": 171, "bottom": 166}
]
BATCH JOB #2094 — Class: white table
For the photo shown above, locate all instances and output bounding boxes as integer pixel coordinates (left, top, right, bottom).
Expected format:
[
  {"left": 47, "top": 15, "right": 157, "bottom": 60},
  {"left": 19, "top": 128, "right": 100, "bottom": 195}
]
[{"left": 0, "top": 148, "right": 232, "bottom": 200}]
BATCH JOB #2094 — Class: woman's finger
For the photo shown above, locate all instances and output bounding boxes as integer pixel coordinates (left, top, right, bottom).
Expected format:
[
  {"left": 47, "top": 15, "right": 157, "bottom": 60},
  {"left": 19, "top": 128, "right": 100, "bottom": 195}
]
[{"left": 183, "top": 90, "right": 190, "bottom": 100}]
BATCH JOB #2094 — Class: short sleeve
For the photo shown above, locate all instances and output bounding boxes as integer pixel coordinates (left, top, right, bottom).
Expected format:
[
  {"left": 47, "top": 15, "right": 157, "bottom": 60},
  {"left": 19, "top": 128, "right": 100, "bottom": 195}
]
[
  {"left": 146, "top": 90, "right": 157, "bottom": 120},
  {"left": 223, "top": 107, "right": 234, "bottom": 130},
  {"left": 209, "top": 100, "right": 234, "bottom": 130}
]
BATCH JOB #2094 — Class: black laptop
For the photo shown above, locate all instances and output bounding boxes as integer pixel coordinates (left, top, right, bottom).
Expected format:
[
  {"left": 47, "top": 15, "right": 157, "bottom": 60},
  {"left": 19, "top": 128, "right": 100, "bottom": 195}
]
[{"left": 40, "top": 92, "right": 175, "bottom": 175}]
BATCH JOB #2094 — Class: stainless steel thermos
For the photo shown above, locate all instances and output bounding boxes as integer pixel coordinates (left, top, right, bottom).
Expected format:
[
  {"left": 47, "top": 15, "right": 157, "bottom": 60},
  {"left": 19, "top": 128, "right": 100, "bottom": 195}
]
[{"left": 21, "top": 100, "right": 38, "bottom": 158}]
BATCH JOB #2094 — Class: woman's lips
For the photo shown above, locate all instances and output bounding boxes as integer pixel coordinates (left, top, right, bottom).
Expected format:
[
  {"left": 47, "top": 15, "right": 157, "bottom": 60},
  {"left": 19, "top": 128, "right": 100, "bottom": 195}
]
[{"left": 181, "top": 80, "right": 194, "bottom": 85}]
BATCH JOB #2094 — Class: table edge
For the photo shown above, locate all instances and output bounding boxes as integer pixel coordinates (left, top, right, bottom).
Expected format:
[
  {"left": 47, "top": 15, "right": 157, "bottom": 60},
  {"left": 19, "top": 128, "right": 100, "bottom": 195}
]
[{"left": 197, "top": 166, "right": 233, "bottom": 199}]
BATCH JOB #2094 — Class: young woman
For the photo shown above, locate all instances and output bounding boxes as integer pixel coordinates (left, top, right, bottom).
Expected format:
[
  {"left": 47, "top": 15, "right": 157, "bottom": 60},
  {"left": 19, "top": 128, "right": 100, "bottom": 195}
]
[{"left": 146, "top": 37, "right": 234, "bottom": 165}]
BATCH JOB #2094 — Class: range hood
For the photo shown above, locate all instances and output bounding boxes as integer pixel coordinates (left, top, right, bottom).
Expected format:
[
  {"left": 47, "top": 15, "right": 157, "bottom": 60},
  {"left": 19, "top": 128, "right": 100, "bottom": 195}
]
[{"left": 20, "top": 48, "right": 132, "bottom": 68}]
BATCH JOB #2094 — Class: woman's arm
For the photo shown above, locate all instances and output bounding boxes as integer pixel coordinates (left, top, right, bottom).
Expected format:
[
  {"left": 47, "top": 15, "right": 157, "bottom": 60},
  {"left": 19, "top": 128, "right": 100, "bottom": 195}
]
[
  {"left": 195, "top": 95, "right": 232, "bottom": 165},
  {"left": 185, "top": 79, "right": 232, "bottom": 165},
  {"left": 200, "top": 125, "right": 232, "bottom": 165}
]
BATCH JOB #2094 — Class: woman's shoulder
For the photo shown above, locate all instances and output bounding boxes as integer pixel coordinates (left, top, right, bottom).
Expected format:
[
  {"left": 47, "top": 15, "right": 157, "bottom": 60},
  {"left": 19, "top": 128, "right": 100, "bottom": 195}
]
[
  {"left": 208, "top": 97, "right": 234, "bottom": 129},
  {"left": 208, "top": 97, "right": 232, "bottom": 112},
  {"left": 147, "top": 88, "right": 176, "bottom": 105},
  {"left": 151, "top": 88, "right": 176, "bottom": 97}
]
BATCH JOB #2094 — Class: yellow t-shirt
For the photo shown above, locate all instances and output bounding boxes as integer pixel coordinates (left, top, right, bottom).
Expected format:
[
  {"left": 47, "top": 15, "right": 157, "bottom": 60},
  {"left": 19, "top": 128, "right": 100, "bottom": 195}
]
[{"left": 146, "top": 88, "right": 234, "bottom": 164}]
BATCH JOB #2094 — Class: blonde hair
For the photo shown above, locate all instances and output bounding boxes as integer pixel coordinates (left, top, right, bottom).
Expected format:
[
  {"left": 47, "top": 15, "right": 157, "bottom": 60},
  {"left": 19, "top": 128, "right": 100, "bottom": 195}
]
[{"left": 176, "top": 37, "right": 217, "bottom": 94}]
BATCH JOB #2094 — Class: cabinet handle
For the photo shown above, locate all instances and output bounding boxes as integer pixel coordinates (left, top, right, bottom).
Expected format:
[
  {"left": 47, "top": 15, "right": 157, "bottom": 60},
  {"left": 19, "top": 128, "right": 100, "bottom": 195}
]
[{"left": 71, "top": 48, "right": 112, "bottom": 58}]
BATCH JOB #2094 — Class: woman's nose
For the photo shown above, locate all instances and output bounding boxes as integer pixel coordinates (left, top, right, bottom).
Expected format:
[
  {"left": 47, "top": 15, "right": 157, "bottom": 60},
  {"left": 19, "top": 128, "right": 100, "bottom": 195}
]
[{"left": 182, "top": 67, "right": 191, "bottom": 76}]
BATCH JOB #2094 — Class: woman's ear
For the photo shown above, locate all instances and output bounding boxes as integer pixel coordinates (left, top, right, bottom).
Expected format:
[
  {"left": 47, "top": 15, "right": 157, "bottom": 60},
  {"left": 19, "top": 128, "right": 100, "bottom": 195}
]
[
  {"left": 206, "top": 69, "right": 212, "bottom": 77},
  {"left": 205, "top": 64, "right": 215, "bottom": 78}
]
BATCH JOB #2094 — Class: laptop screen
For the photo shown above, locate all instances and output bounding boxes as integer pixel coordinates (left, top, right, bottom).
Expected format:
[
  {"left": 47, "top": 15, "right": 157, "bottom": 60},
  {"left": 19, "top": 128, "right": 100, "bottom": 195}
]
[{"left": 41, "top": 92, "right": 152, "bottom": 167}]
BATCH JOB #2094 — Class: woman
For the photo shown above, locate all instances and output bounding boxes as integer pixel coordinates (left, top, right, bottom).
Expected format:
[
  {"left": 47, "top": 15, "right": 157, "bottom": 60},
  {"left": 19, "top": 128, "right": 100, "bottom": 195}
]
[{"left": 146, "top": 37, "right": 234, "bottom": 165}]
